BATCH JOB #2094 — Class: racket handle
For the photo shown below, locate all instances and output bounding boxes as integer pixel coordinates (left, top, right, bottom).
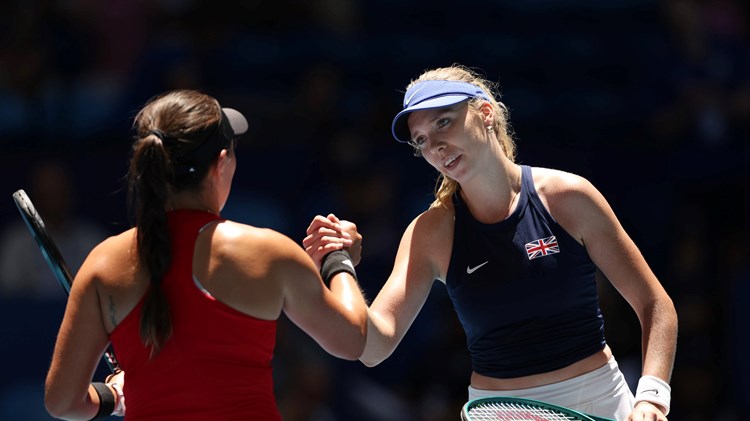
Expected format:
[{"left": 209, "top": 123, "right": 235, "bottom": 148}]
[{"left": 104, "top": 346, "right": 121, "bottom": 373}]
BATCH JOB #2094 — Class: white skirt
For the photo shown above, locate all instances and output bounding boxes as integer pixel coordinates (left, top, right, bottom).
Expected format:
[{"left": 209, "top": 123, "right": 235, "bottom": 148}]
[{"left": 467, "top": 357, "right": 634, "bottom": 421}]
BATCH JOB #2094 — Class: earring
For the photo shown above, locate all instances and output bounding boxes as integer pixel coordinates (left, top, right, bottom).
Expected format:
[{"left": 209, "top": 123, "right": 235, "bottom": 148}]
[{"left": 487, "top": 126, "right": 494, "bottom": 133}]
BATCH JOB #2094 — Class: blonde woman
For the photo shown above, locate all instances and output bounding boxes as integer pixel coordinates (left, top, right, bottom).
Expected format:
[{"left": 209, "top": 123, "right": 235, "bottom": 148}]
[{"left": 305, "top": 65, "right": 677, "bottom": 421}]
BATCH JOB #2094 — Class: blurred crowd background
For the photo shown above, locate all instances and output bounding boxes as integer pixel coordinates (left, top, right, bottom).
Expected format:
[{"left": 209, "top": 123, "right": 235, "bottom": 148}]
[{"left": 1, "top": 0, "right": 748, "bottom": 420}]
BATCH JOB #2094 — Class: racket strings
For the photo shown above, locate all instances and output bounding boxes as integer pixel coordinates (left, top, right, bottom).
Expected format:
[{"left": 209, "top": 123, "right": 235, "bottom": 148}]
[{"left": 467, "top": 401, "right": 583, "bottom": 421}]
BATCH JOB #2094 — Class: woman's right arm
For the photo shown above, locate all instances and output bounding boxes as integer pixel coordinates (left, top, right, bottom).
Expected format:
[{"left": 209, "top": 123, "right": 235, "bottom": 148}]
[
  {"left": 272, "top": 231, "right": 369, "bottom": 360},
  {"left": 304, "top": 210, "right": 451, "bottom": 367},
  {"left": 360, "top": 212, "right": 448, "bottom": 366}
]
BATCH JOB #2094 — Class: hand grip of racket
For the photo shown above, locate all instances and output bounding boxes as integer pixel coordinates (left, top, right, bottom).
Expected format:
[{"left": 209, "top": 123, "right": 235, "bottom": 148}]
[{"left": 12, "top": 189, "right": 121, "bottom": 374}]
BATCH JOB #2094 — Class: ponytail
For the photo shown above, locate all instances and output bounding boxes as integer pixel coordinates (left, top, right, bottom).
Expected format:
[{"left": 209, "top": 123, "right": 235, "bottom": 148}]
[
  {"left": 127, "top": 134, "right": 174, "bottom": 357},
  {"left": 127, "top": 89, "right": 230, "bottom": 357}
]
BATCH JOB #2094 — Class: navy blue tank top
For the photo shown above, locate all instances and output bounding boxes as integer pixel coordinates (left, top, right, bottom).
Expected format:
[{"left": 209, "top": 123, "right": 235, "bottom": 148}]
[{"left": 446, "top": 165, "right": 606, "bottom": 378}]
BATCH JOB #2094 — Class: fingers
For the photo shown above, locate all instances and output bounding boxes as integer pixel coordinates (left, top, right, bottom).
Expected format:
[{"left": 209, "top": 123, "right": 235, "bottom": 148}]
[
  {"left": 304, "top": 238, "right": 350, "bottom": 271},
  {"left": 306, "top": 214, "right": 332, "bottom": 233},
  {"left": 326, "top": 213, "right": 341, "bottom": 224},
  {"left": 305, "top": 214, "right": 350, "bottom": 238},
  {"left": 303, "top": 214, "right": 364, "bottom": 269},
  {"left": 338, "top": 220, "right": 361, "bottom": 243},
  {"left": 627, "top": 402, "right": 668, "bottom": 421},
  {"left": 306, "top": 242, "right": 346, "bottom": 269},
  {"left": 105, "top": 368, "right": 122, "bottom": 383},
  {"left": 302, "top": 225, "right": 353, "bottom": 251},
  {"left": 336, "top": 220, "right": 362, "bottom": 265},
  {"left": 304, "top": 214, "right": 354, "bottom": 269},
  {"left": 325, "top": 217, "right": 362, "bottom": 266},
  {"left": 106, "top": 369, "right": 125, "bottom": 386},
  {"left": 303, "top": 232, "right": 352, "bottom": 254}
]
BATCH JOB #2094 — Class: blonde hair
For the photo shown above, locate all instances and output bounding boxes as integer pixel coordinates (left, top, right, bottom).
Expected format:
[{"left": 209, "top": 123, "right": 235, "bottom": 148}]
[{"left": 405, "top": 64, "right": 516, "bottom": 209}]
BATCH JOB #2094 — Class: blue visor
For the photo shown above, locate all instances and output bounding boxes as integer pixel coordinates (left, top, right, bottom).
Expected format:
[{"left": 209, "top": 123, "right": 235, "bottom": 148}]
[{"left": 391, "top": 80, "right": 490, "bottom": 143}]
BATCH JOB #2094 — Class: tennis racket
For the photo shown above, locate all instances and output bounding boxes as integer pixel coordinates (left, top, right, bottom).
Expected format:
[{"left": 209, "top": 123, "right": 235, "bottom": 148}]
[
  {"left": 461, "top": 396, "right": 615, "bottom": 421},
  {"left": 12, "top": 189, "right": 121, "bottom": 373}
]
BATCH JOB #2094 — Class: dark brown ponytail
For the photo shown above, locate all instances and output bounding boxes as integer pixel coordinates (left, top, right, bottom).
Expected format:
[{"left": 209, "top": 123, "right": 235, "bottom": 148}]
[
  {"left": 128, "top": 90, "right": 225, "bottom": 357},
  {"left": 128, "top": 134, "right": 174, "bottom": 356}
]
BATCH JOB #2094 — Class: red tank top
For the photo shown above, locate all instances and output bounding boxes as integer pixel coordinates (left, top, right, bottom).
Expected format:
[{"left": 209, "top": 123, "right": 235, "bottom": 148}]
[{"left": 109, "top": 210, "right": 281, "bottom": 420}]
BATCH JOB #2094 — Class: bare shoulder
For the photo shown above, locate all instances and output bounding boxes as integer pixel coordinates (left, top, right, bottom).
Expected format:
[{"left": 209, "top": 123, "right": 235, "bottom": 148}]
[
  {"left": 209, "top": 221, "right": 312, "bottom": 281},
  {"left": 412, "top": 203, "right": 454, "bottom": 239},
  {"left": 530, "top": 166, "right": 614, "bottom": 243},
  {"left": 530, "top": 166, "right": 602, "bottom": 212},
  {"left": 212, "top": 220, "right": 303, "bottom": 259},
  {"left": 404, "top": 203, "right": 455, "bottom": 281},
  {"left": 531, "top": 166, "right": 594, "bottom": 198},
  {"left": 196, "top": 221, "right": 307, "bottom": 318},
  {"left": 84, "top": 228, "right": 139, "bottom": 279}
]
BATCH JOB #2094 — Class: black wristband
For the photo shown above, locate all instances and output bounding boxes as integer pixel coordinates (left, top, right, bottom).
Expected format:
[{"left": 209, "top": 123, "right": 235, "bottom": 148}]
[
  {"left": 320, "top": 250, "right": 357, "bottom": 286},
  {"left": 90, "top": 382, "right": 115, "bottom": 420}
]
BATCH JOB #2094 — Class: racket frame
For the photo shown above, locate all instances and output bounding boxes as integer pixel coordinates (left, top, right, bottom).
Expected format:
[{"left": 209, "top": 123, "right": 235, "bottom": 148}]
[
  {"left": 12, "top": 189, "right": 121, "bottom": 373},
  {"left": 462, "top": 396, "right": 615, "bottom": 421}
]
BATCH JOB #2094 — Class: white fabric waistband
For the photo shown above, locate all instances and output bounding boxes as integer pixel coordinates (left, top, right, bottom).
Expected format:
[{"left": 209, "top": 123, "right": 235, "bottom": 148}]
[{"left": 468, "top": 357, "right": 634, "bottom": 420}]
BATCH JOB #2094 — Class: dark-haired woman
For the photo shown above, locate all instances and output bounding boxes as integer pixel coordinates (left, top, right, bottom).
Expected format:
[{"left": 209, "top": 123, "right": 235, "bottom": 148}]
[{"left": 44, "top": 90, "right": 367, "bottom": 420}]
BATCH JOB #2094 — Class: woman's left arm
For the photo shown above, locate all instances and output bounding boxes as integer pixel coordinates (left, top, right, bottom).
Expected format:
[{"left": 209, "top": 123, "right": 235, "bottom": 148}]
[
  {"left": 547, "top": 171, "right": 677, "bottom": 418},
  {"left": 45, "top": 244, "right": 115, "bottom": 420}
]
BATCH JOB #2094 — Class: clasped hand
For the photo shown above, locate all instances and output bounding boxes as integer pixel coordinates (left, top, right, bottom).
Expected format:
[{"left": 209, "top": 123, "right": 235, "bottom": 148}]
[{"left": 303, "top": 213, "right": 362, "bottom": 270}]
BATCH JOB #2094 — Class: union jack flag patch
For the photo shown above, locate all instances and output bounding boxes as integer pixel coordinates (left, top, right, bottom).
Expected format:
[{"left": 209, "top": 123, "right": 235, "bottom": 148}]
[{"left": 525, "top": 236, "right": 560, "bottom": 260}]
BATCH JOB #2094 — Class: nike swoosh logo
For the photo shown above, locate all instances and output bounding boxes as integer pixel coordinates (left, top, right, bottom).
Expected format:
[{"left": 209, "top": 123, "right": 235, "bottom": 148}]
[
  {"left": 404, "top": 85, "right": 426, "bottom": 106},
  {"left": 641, "top": 389, "right": 659, "bottom": 396},
  {"left": 466, "top": 261, "right": 489, "bottom": 274}
]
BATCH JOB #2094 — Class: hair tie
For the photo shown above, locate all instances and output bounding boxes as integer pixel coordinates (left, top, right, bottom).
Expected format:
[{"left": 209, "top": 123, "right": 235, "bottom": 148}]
[{"left": 148, "top": 129, "right": 168, "bottom": 143}]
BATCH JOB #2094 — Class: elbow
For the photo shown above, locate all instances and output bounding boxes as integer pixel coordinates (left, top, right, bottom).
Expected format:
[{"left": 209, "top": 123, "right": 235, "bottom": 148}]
[
  {"left": 338, "top": 334, "right": 368, "bottom": 361},
  {"left": 643, "top": 293, "right": 679, "bottom": 338},
  {"left": 357, "top": 310, "right": 396, "bottom": 367},
  {"left": 660, "top": 295, "right": 678, "bottom": 328},
  {"left": 339, "top": 351, "right": 364, "bottom": 362},
  {"left": 357, "top": 344, "right": 389, "bottom": 367},
  {"left": 341, "top": 314, "right": 369, "bottom": 361},
  {"left": 359, "top": 356, "right": 383, "bottom": 368},
  {"left": 328, "top": 343, "right": 365, "bottom": 361},
  {"left": 323, "top": 328, "right": 367, "bottom": 361},
  {"left": 45, "top": 379, "right": 86, "bottom": 420},
  {"left": 45, "top": 392, "right": 71, "bottom": 420},
  {"left": 44, "top": 402, "right": 61, "bottom": 420},
  {"left": 668, "top": 298, "right": 679, "bottom": 337}
]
